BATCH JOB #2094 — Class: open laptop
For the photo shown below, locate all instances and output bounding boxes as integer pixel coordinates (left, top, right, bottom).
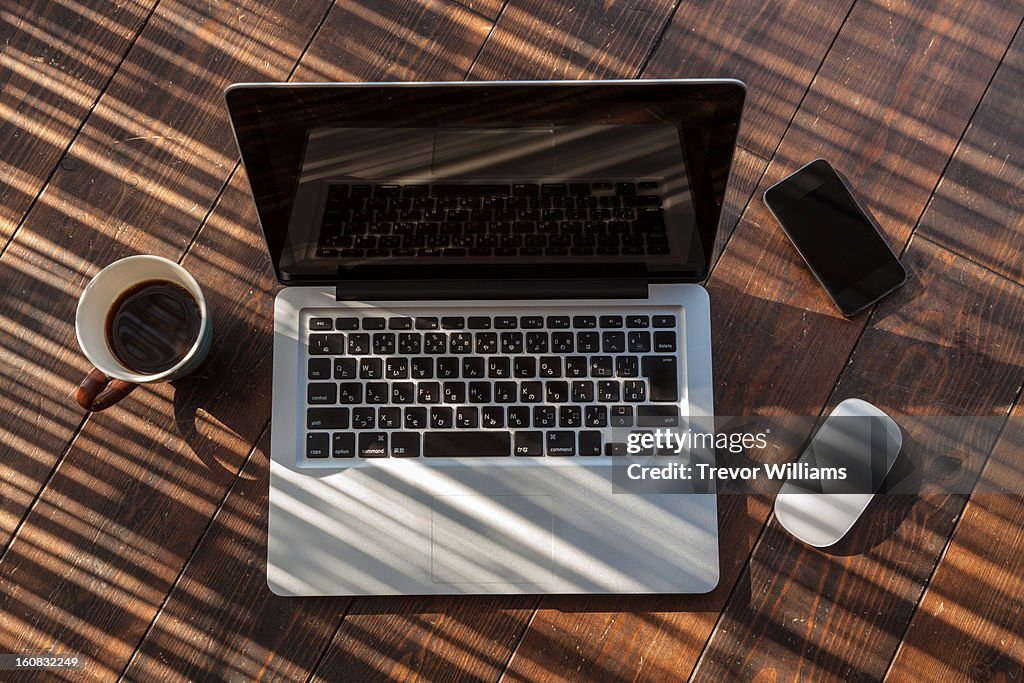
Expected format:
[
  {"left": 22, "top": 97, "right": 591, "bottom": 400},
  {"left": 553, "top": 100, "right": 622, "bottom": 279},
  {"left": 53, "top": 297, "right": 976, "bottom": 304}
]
[{"left": 225, "top": 80, "right": 746, "bottom": 595}]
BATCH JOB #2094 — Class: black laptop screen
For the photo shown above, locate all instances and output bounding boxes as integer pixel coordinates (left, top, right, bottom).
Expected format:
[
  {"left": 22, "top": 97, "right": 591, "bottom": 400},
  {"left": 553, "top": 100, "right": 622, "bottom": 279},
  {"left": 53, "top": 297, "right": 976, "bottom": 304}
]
[{"left": 225, "top": 81, "right": 745, "bottom": 285}]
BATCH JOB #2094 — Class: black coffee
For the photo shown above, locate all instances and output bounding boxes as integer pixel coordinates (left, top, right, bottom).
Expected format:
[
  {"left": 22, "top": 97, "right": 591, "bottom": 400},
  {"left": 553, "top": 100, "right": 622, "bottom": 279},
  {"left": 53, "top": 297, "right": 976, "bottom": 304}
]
[{"left": 106, "top": 280, "right": 201, "bottom": 374}]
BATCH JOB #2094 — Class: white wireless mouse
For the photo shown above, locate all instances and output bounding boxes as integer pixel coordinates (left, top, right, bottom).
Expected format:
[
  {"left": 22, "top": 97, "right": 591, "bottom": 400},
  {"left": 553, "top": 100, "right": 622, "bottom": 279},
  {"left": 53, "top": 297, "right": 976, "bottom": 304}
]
[{"left": 775, "top": 398, "right": 903, "bottom": 547}]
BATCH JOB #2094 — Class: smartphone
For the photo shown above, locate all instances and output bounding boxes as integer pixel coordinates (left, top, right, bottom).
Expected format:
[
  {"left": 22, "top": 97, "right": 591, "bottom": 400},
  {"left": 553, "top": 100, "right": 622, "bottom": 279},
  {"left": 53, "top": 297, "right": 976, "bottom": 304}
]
[{"left": 763, "top": 159, "right": 907, "bottom": 316}]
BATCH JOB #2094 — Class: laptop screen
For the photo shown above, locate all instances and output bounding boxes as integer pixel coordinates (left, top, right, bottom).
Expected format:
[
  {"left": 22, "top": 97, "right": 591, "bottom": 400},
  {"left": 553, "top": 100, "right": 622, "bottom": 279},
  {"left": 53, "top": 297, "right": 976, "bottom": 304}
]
[{"left": 226, "top": 81, "right": 745, "bottom": 286}]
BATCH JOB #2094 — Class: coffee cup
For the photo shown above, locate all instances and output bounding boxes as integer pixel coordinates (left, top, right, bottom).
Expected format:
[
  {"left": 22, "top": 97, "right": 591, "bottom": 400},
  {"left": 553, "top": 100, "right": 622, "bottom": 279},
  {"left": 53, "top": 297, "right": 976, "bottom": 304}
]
[{"left": 75, "top": 255, "right": 212, "bottom": 411}]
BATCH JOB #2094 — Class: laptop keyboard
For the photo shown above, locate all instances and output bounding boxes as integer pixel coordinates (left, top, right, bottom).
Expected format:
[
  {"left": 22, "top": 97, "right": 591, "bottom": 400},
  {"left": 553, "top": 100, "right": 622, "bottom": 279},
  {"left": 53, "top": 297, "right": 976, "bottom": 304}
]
[
  {"left": 314, "top": 181, "right": 668, "bottom": 259},
  {"left": 303, "top": 310, "right": 682, "bottom": 459}
]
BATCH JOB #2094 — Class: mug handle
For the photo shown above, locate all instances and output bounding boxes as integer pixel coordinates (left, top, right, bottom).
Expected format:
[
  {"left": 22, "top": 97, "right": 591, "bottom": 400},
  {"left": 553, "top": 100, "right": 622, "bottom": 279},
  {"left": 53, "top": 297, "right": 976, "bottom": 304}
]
[{"left": 76, "top": 368, "right": 138, "bottom": 411}]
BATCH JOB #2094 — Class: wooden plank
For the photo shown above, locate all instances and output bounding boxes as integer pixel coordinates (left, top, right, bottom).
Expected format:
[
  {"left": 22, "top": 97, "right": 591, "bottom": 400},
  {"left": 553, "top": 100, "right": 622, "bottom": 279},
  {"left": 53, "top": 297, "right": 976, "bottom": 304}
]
[
  {"left": 454, "top": 0, "right": 505, "bottom": 22},
  {"left": 120, "top": 429, "right": 348, "bottom": 681},
  {"left": 712, "top": 146, "right": 768, "bottom": 268},
  {"left": 0, "top": 0, "right": 334, "bottom": 550},
  {"left": 886, "top": 401, "right": 1024, "bottom": 680},
  {"left": 468, "top": 0, "right": 677, "bottom": 80},
  {"left": 113, "top": 1, "right": 495, "bottom": 680},
  {"left": 0, "top": 0, "right": 338, "bottom": 676},
  {"left": 0, "top": 0, "right": 157, "bottom": 247},
  {"left": 502, "top": 0, "right": 1024, "bottom": 679},
  {"left": 642, "top": 0, "right": 855, "bottom": 159},
  {"left": 917, "top": 32, "right": 1024, "bottom": 286},
  {"left": 691, "top": 238, "right": 1024, "bottom": 680}
]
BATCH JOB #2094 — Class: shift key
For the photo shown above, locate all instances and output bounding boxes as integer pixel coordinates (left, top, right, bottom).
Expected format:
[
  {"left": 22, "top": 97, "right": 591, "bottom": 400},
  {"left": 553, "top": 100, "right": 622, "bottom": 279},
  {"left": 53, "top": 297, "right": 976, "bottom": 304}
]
[{"left": 641, "top": 356, "right": 678, "bottom": 402}]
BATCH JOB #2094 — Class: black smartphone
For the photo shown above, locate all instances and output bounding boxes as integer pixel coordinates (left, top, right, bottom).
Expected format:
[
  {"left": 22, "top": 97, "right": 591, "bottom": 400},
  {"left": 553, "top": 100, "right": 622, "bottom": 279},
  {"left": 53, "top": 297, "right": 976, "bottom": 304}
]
[{"left": 763, "top": 159, "right": 907, "bottom": 316}]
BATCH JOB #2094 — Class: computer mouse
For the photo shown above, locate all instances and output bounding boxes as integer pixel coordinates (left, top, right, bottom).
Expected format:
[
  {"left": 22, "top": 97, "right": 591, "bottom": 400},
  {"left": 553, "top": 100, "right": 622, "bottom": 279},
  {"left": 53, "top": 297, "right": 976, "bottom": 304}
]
[{"left": 775, "top": 398, "right": 903, "bottom": 547}]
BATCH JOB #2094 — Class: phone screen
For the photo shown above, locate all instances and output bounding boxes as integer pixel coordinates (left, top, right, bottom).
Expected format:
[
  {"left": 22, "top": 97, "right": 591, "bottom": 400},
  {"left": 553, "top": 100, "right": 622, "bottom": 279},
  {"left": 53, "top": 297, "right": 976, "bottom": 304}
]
[{"left": 764, "top": 160, "right": 906, "bottom": 315}]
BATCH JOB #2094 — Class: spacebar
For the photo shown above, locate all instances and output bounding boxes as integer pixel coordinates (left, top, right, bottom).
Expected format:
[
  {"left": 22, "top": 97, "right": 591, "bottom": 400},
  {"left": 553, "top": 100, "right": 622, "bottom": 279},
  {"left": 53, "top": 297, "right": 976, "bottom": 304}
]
[{"left": 424, "top": 432, "right": 511, "bottom": 457}]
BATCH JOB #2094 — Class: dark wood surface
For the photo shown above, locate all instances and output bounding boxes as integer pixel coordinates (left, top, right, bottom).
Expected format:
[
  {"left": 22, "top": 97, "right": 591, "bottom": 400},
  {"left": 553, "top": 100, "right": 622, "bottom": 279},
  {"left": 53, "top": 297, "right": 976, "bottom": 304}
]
[{"left": 0, "top": 0, "right": 1021, "bottom": 681}]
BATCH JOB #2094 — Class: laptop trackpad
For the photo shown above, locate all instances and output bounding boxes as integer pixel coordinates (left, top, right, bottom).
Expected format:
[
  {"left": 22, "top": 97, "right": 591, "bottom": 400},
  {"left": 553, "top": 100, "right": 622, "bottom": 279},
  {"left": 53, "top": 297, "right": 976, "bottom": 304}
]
[{"left": 431, "top": 495, "right": 554, "bottom": 583}]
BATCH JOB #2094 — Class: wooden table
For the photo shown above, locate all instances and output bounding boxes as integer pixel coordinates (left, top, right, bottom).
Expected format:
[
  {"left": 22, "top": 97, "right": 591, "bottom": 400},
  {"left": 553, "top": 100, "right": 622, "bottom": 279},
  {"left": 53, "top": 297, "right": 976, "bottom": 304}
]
[{"left": 1, "top": 0, "right": 1022, "bottom": 680}]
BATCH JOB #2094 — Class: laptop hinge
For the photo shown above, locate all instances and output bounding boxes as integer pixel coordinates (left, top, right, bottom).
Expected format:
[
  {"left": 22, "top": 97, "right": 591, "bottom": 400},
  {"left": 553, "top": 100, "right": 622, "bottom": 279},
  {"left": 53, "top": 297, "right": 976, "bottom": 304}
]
[{"left": 335, "top": 279, "right": 649, "bottom": 301}]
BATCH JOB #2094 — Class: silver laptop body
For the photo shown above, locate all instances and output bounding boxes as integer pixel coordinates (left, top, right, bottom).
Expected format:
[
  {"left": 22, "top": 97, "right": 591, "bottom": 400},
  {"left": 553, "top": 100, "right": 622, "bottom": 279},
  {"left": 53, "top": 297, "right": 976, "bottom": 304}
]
[{"left": 225, "top": 80, "right": 746, "bottom": 595}]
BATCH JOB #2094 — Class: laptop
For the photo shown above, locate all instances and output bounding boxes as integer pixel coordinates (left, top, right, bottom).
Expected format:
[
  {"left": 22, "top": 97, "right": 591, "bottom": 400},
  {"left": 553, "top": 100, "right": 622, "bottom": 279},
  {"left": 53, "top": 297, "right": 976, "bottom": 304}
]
[{"left": 225, "top": 80, "right": 746, "bottom": 595}]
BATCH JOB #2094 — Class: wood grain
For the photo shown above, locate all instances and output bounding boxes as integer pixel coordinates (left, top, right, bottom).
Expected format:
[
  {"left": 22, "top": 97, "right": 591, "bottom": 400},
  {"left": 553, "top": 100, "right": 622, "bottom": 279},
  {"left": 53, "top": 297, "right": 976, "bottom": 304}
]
[
  {"left": 502, "top": 0, "right": 1024, "bottom": 679},
  {"left": 115, "top": 1, "right": 495, "bottom": 680},
  {"left": 692, "top": 238, "right": 1024, "bottom": 681},
  {"left": 468, "top": 0, "right": 677, "bottom": 80},
  {"left": 643, "top": 0, "right": 855, "bottom": 159},
  {"left": 0, "top": 0, "right": 337, "bottom": 678},
  {"left": 454, "top": 0, "right": 505, "bottom": 22},
  {"left": 917, "top": 31, "right": 1024, "bottom": 287},
  {"left": 886, "top": 401, "right": 1024, "bottom": 680},
  {"left": 0, "top": 0, "right": 157, "bottom": 247},
  {"left": 119, "top": 429, "right": 348, "bottom": 682},
  {"left": 0, "top": 0, "right": 333, "bottom": 552}
]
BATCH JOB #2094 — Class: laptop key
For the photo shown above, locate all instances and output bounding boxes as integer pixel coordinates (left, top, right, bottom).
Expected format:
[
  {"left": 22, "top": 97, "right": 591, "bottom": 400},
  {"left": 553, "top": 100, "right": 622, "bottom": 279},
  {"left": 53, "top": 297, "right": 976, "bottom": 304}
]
[
  {"left": 653, "top": 315, "right": 676, "bottom": 328},
  {"left": 437, "top": 357, "right": 460, "bottom": 379},
  {"left": 359, "top": 358, "right": 382, "bottom": 379},
  {"left": 641, "top": 356, "right": 678, "bottom": 401},
  {"left": 590, "top": 355, "right": 613, "bottom": 377},
  {"left": 352, "top": 408, "right": 375, "bottom": 429},
  {"left": 404, "top": 407, "right": 427, "bottom": 429},
  {"left": 335, "top": 316, "right": 359, "bottom": 330},
  {"left": 309, "top": 334, "right": 345, "bottom": 355},
  {"left": 546, "top": 431, "right": 576, "bottom": 456},
  {"left": 417, "top": 382, "right": 440, "bottom": 404},
  {"left": 424, "top": 431, "right": 510, "bottom": 456},
  {"left": 398, "top": 333, "right": 422, "bottom": 354},
  {"left": 462, "top": 357, "right": 484, "bottom": 378},
  {"left": 390, "top": 433, "right": 420, "bottom": 457},
  {"left": 584, "top": 406, "right": 607, "bottom": 428},
  {"left": 572, "top": 381, "right": 595, "bottom": 403},
  {"left": 481, "top": 406, "right": 504, "bottom": 428},
  {"left": 654, "top": 331, "right": 677, "bottom": 352},
  {"left": 362, "top": 317, "right": 386, "bottom": 330},
  {"left": 468, "top": 382, "right": 491, "bottom": 403},
  {"left": 514, "top": 431, "right": 544, "bottom": 456},
  {"left": 467, "top": 316, "right": 491, "bottom": 329},
  {"left": 579, "top": 431, "right": 602, "bottom": 456},
  {"left": 598, "top": 380, "right": 620, "bottom": 402},
  {"left": 385, "top": 357, "right": 409, "bottom": 379},
  {"left": 306, "top": 433, "right": 330, "bottom": 458},
  {"left": 456, "top": 407, "right": 479, "bottom": 428},
  {"left": 494, "top": 381, "right": 517, "bottom": 403},
  {"left": 347, "top": 333, "right": 369, "bottom": 354},
  {"left": 508, "top": 406, "right": 530, "bottom": 428},
  {"left": 602, "top": 331, "right": 626, "bottom": 353},
  {"left": 307, "top": 407, "right": 349, "bottom": 429},
  {"left": 514, "top": 356, "right": 537, "bottom": 378},
  {"left": 565, "top": 356, "right": 588, "bottom": 378},
  {"left": 365, "top": 382, "right": 388, "bottom": 404},
  {"left": 628, "top": 331, "right": 651, "bottom": 353},
  {"left": 308, "top": 358, "right": 331, "bottom": 379},
  {"left": 626, "top": 315, "right": 649, "bottom": 328},
  {"left": 411, "top": 356, "right": 433, "bottom": 379},
  {"left": 534, "top": 406, "right": 556, "bottom": 427},
  {"left": 573, "top": 315, "right": 597, "bottom": 328},
  {"left": 520, "top": 381, "right": 543, "bottom": 403},
  {"left": 441, "top": 316, "right": 465, "bottom": 329},
  {"left": 616, "top": 355, "right": 639, "bottom": 377},
  {"left": 444, "top": 382, "right": 466, "bottom": 403},
  {"left": 430, "top": 407, "right": 453, "bottom": 429},
  {"left": 388, "top": 316, "right": 413, "bottom": 329},
  {"left": 638, "top": 405, "right": 680, "bottom": 427},
  {"left": 334, "top": 358, "right": 357, "bottom": 379},
  {"left": 378, "top": 407, "right": 401, "bottom": 429},
  {"left": 415, "top": 317, "right": 439, "bottom": 330},
  {"left": 307, "top": 383, "right": 336, "bottom": 404},
  {"left": 599, "top": 315, "right": 623, "bottom": 328},
  {"left": 611, "top": 405, "right": 633, "bottom": 427},
  {"left": 559, "top": 406, "right": 582, "bottom": 428},
  {"left": 623, "top": 380, "right": 646, "bottom": 402},
  {"left": 309, "top": 317, "right": 333, "bottom": 331},
  {"left": 338, "top": 383, "right": 362, "bottom": 404},
  {"left": 359, "top": 432, "right": 388, "bottom": 457},
  {"left": 332, "top": 433, "right": 355, "bottom": 458},
  {"left": 392, "top": 382, "right": 415, "bottom": 404},
  {"left": 372, "top": 333, "right": 396, "bottom": 354}
]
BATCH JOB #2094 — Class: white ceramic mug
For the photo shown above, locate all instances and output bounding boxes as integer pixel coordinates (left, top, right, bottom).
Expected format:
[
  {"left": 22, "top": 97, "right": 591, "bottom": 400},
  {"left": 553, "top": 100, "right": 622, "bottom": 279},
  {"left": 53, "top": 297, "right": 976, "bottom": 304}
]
[{"left": 75, "top": 255, "right": 212, "bottom": 411}]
